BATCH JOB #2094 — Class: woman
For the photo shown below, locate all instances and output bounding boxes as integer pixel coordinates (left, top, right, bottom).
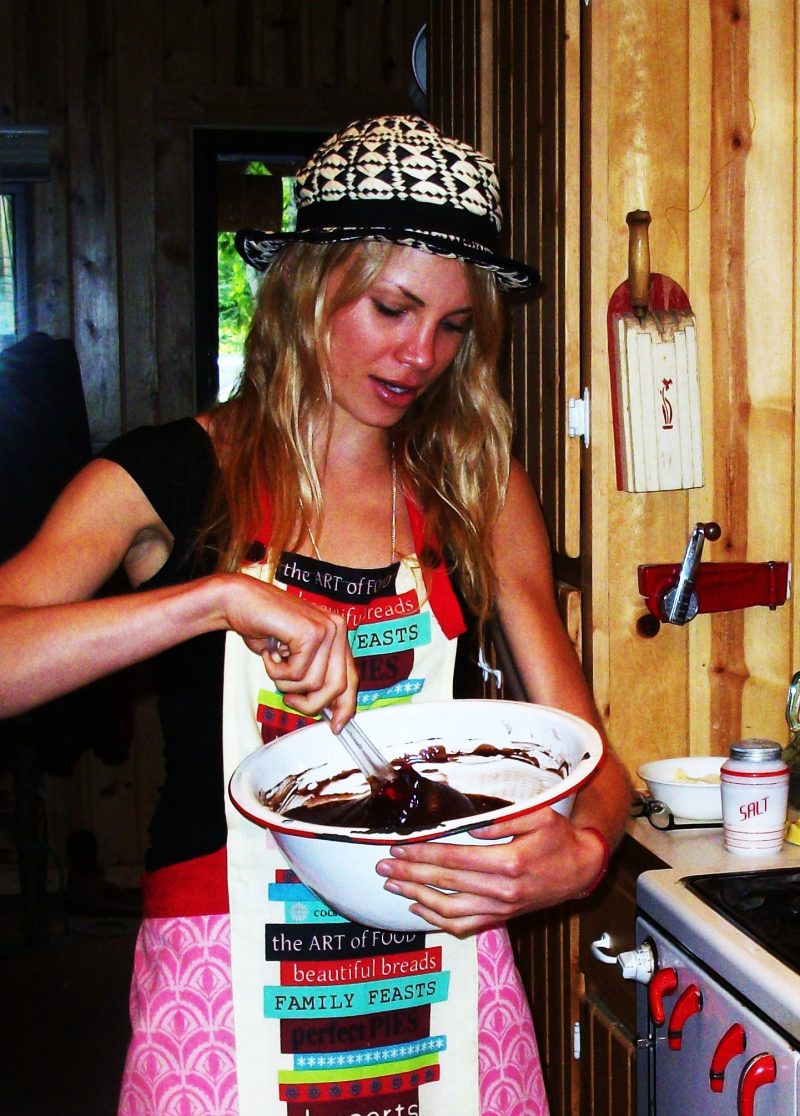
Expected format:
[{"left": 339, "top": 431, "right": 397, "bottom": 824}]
[{"left": 0, "top": 116, "right": 630, "bottom": 1116}]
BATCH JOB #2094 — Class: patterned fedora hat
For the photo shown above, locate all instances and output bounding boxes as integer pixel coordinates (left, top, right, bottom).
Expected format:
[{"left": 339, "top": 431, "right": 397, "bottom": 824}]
[{"left": 235, "top": 115, "right": 540, "bottom": 292}]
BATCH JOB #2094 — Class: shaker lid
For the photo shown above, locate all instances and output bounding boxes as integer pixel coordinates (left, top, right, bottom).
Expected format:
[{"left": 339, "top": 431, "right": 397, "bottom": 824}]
[{"left": 729, "top": 738, "right": 782, "bottom": 763}]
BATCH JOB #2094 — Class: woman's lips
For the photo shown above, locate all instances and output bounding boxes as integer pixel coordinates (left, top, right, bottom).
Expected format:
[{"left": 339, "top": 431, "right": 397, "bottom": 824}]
[{"left": 370, "top": 376, "right": 419, "bottom": 408}]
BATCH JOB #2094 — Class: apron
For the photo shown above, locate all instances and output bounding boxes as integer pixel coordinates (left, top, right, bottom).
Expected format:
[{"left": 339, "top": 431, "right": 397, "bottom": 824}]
[
  {"left": 118, "top": 543, "right": 548, "bottom": 1116},
  {"left": 224, "top": 552, "right": 482, "bottom": 1116}
]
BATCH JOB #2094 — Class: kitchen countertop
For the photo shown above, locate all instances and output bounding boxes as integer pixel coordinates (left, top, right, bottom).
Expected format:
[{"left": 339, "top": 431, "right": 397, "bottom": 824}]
[{"left": 627, "top": 812, "right": 800, "bottom": 874}]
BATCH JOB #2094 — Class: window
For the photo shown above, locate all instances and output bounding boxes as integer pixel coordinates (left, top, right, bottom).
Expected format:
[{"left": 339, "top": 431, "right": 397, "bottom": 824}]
[
  {"left": 0, "top": 126, "right": 49, "bottom": 349},
  {"left": 193, "top": 129, "right": 328, "bottom": 411},
  {"left": 0, "top": 186, "right": 29, "bottom": 349}
]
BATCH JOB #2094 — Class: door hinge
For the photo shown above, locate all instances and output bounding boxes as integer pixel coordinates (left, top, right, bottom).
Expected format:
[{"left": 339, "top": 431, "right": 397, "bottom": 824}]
[
  {"left": 573, "top": 1019, "right": 581, "bottom": 1060},
  {"left": 567, "top": 387, "right": 591, "bottom": 447}
]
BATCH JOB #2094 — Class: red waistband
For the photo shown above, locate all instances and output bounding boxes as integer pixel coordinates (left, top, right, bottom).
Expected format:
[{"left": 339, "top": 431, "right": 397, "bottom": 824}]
[{"left": 141, "top": 847, "right": 229, "bottom": 917}]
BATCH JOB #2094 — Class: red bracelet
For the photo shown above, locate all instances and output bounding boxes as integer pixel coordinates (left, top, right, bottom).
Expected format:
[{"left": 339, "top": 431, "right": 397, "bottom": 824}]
[{"left": 576, "top": 827, "right": 610, "bottom": 898}]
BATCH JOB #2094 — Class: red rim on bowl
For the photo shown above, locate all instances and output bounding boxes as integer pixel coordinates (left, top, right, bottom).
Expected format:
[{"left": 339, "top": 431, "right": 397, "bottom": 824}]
[{"left": 228, "top": 700, "right": 604, "bottom": 846}]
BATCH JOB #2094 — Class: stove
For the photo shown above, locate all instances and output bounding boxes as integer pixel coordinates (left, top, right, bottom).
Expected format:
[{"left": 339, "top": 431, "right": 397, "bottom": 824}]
[
  {"left": 635, "top": 866, "right": 800, "bottom": 1113},
  {"left": 687, "top": 868, "right": 800, "bottom": 976}
]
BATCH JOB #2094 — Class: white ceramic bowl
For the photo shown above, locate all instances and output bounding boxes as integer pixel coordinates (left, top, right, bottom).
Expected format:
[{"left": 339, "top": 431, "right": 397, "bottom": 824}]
[
  {"left": 229, "top": 699, "right": 604, "bottom": 930},
  {"left": 637, "top": 755, "right": 724, "bottom": 821}
]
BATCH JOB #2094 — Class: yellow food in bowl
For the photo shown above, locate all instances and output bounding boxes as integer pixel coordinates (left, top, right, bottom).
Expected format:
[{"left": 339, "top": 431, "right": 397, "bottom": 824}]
[{"left": 673, "top": 767, "right": 721, "bottom": 785}]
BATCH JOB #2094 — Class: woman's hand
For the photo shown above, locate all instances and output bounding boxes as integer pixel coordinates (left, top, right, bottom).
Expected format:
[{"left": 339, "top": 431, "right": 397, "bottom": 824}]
[
  {"left": 375, "top": 807, "right": 607, "bottom": 938},
  {"left": 218, "top": 573, "right": 358, "bottom": 729}
]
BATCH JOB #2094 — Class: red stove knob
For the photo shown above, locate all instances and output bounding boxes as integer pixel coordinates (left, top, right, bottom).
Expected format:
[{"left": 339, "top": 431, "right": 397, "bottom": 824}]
[
  {"left": 737, "top": 1052, "right": 776, "bottom": 1116},
  {"left": 648, "top": 966, "right": 678, "bottom": 1025},
  {"left": 709, "top": 1023, "right": 746, "bottom": 1092},
  {"left": 667, "top": 983, "right": 703, "bottom": 1049}
]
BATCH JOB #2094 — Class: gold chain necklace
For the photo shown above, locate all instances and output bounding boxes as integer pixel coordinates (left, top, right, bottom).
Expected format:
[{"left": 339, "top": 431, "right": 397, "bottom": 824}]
[{"left": 306, "top": 441, "right": 397, "bottom": 564}]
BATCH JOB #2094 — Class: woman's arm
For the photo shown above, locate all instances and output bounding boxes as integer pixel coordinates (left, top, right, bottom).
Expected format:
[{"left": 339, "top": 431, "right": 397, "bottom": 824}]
[
  {"left": 377, "top": 460, "right": 631, "bottom": 935},
  {"left": 0, "top": 458, "right": 357, "bottom": 727},
  {"left": 490, "top": 458, "right": 631, "bottom": 848}
]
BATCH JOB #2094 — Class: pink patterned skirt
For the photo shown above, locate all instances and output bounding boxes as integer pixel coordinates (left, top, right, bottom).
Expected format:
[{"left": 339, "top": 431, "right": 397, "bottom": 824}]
[{"left": 118, "top": 916, "right": 549, "bottom": 1116}]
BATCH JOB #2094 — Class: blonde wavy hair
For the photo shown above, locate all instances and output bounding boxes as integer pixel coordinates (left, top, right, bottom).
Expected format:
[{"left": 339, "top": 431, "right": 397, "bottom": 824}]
[{"left": 206, "top": 240, "right": 512, "bottom": 625}]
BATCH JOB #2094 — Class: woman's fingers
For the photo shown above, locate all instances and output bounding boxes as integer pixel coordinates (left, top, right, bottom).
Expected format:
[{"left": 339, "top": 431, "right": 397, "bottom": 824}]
[
  {"left": 224, "top": 574, "right": 357, "bottom": 718},
  {"left": 375, "top": 806, "right": 601, "bottom": 932}
]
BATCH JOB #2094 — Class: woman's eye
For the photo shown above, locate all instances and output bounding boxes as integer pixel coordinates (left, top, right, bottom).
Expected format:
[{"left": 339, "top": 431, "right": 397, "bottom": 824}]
[
  {"left": 442, "top": 318, "right": 470, "bottom": 335},
  {"left": 374, "top": 300, "right": 404, "bottom": 318}
]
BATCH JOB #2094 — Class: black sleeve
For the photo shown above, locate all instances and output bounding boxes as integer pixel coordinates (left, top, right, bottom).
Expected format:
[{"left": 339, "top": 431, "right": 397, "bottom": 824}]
[
  {"left": 98, "top": 418, "right": 219, "bottom": 587},
  {"left": 100, "top": 419, "right": 227, "bottom": 871}
]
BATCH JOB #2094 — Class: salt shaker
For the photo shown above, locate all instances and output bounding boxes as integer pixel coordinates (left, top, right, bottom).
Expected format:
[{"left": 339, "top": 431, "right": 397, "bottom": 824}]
[{"left": 721, "top": 739, "right": 789, "bottom": 855}]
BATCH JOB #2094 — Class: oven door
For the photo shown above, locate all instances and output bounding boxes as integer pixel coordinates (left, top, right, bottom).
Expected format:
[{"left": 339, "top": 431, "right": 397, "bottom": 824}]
[{"left": 636, "top": 916, "right": 800, "bottom": 1115}]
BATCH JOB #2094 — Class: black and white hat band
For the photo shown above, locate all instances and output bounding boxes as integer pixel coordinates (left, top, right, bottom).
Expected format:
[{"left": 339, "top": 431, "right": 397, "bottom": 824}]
[{"left": 235, "top": 115, "right": 540, "bottom": 292}]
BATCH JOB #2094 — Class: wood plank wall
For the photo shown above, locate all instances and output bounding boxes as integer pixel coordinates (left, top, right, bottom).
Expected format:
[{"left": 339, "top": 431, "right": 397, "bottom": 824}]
[
  {"left": 0, "top": 0, "right": 426, "bottom": 446},
  {"left": 429, "top": 0, "right": 582, "bottom": 565},
  {"left": 0, "top": 0, "right": 425, "bottom": 876},
  {"left": 428, "top": 7, "right": 583, "bottom": 1114},
  {"left": 587, "top": 0, "right": 799, "bottom": 768}
]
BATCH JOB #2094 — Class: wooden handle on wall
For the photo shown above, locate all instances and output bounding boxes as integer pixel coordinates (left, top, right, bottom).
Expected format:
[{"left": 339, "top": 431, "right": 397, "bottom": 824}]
[{"left": 626, "top": 209, "right": 652, "bottom": 319}]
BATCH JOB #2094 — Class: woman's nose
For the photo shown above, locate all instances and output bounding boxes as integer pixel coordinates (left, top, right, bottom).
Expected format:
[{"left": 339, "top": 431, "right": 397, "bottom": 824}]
[{"left": 397, "top": 326, "right": 436, "bottom": 370}]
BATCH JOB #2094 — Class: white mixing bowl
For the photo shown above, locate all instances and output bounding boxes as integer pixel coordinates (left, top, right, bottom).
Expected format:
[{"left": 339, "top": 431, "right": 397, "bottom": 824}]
[
  {"left": 229, "top": 699, "right": 604, "bottom": 930},
  {"left": 637, "top": 755, "right": 724, "bottom": 821}
]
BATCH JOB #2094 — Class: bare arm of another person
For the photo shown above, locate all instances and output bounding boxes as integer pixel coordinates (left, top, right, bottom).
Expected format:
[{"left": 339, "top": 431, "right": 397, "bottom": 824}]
[
  {"left": 377, "top": 460, "right": 631, "bottom": 935},
  {"left": 0, "top": 457, "right": 357, "bottom": 728}
]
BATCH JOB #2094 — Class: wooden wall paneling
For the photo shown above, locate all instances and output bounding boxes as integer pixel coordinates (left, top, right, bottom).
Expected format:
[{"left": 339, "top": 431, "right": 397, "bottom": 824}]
[
  {"left": 160, "top": 0, "right": 217, "bottom": 89},
  {"left": 584, "top": 0, "right": 612, "bottom": 727},
  {"left": 257, "top": 0, "right": 293, "bottom": 89},
  {"left": 685, "top": 3, "right": 715, "bottom": 762},
  {"left": 494, "top": 0, "right": 533, "bottom": 477},
  {"left": 588, "top": 0, "right": 798, "bottom": 769},
  {"left": 588, "top": 0, "right": 694, "bottom": 769},
  {"left": 305, "top": 0, "right": 341, "bottom": 90},
  {"left": 706, "top": 0, "right": 795, "bottom": 747},
  {"left": 491, "top": 0, "right": 580, "bottom": 571},
  {"left": 154, "top": 82, "right": 417, "bottom": 130},
  {"left": 705, "top": 1, "right": 751, "bottom": 749},
  {"left": 10, "top": 0, "right": 65, "bottom": 124},
  {"left": 0, "top": 1, "right": 17, "bottom": 121},
  {"left": 578, "top": 996, "right": 635, "bottom": 1116},
  {"left": 348, "top": 0, "right": 391, "bottom": 93},
  {"left": 426, "top": 1, "right": 452, "bottom": 135},
  {"left": 385, "top": 0, "right": 427, "bottom": 106},
  {"left": 427, "top": 0, "right": 481, "bottom": 146},
  {"left": 153, "top": 117, "right": 195, "bottom": 422},
  {"left": 741, "top": 0, "right": 796, "bottom": 739},
  {"left": 536, "top": 0, "right": 559, "bottom": 545},
  {"left": 557, "top": 583, "right": 582, "bottom": 659},
  {"left": 795, "top": 3, "right": 800, "bottom": 683},
  {"left": 210, "top": 0, "right": 264, "bottom": 88},
  {"left": 29, "top": 125, "right": 72, "bottom": 343},
  {"left": 66, "top": 0, "right": 121, "bottom": 447},
  {"left": 115, "top": 1, "right": 159, "bottom": 431},
  {"left": 561, "top": 0, "right": 582, "bottom": 560},
  {"left": 510, "top": 907, "right": 579, "bottom": 1116}
]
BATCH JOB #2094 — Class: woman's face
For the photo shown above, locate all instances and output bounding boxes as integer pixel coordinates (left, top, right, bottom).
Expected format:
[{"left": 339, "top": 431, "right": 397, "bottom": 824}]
[{"left": 322, "top": 245, "right": 474, "bottom": 432}]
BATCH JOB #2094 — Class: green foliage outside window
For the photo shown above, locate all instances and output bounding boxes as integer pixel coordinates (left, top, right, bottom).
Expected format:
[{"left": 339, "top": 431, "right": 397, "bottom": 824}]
[{"left": 217, "top": 164, "right": 297, "bottom": 356}]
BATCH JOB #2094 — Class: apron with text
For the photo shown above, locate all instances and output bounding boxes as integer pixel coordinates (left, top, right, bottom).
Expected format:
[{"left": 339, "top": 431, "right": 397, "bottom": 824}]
[{"left": 223, "top": 551, "right": 482, "bottom": 1116}]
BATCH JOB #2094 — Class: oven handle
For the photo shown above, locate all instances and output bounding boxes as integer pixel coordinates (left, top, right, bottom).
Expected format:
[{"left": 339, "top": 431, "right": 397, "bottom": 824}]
[
  {"left": 738, "top": 1053, "right": 776, "bottom": 1116},
  {"left": 710, "top": 1022, "right": 746, "bottom": 1093},
  {"left": 647, "top": 965, "right": 678, "bottom": 1025},
  {"left": 667, "top": 983, "right": 703, "bottom": 1049}
]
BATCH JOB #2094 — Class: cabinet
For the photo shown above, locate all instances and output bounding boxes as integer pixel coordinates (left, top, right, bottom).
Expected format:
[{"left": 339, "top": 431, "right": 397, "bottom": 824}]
[
  {"left": 577, "top": 836, "right": 664, "bottom": 1116},
  {"left": 511, "top": 834, "right": 664, "bottom": 1116}
]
